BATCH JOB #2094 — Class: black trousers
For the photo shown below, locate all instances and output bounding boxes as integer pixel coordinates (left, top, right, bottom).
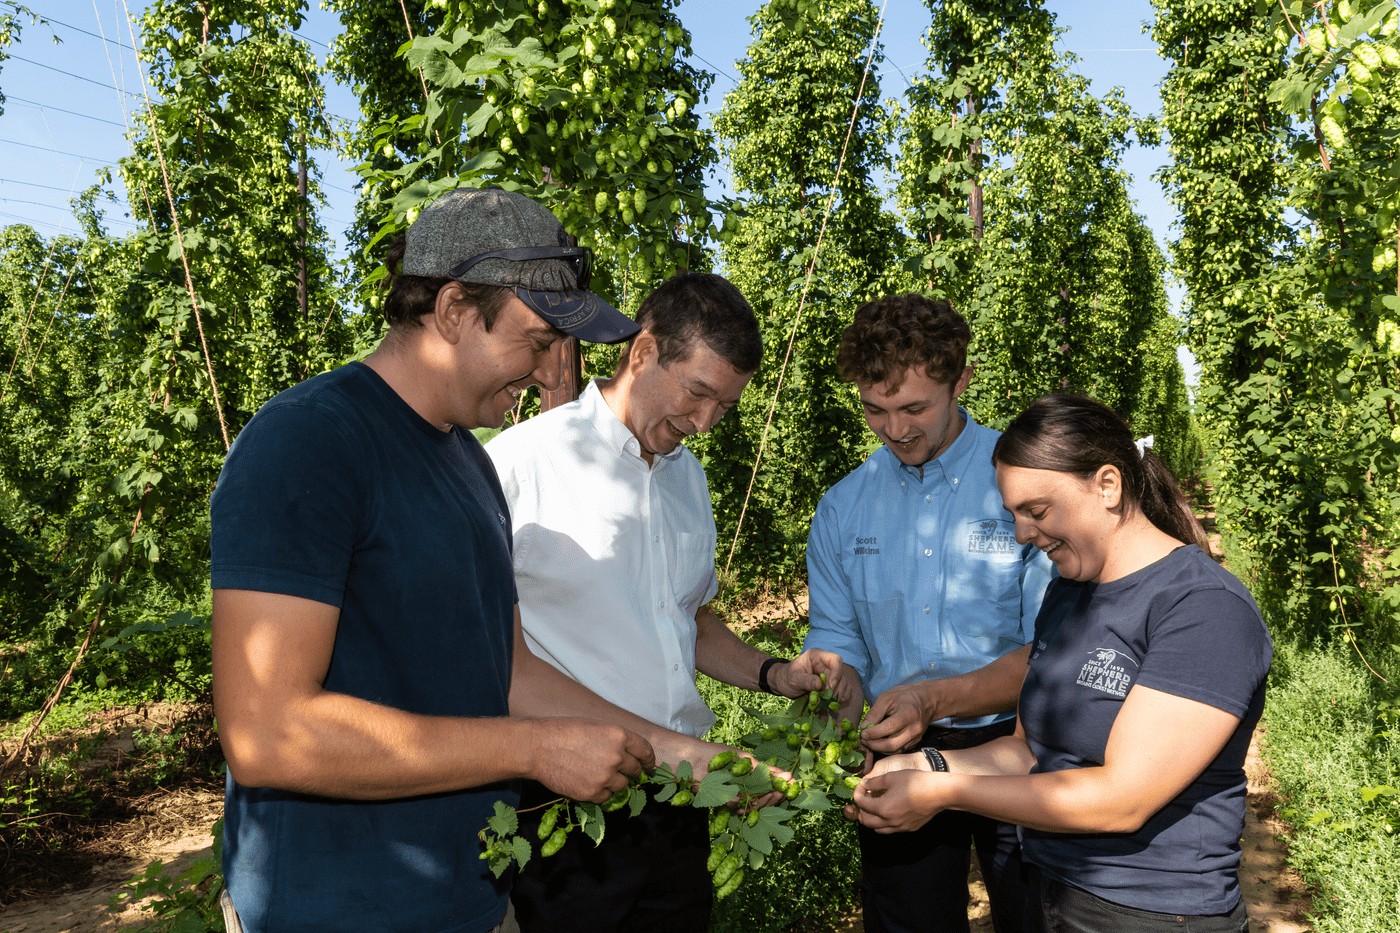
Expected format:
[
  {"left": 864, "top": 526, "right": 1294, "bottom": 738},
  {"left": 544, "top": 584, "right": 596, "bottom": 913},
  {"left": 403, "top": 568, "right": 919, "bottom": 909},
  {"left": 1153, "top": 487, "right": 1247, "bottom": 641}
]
[
  {"left": 510, "top": 784, "right": 712, "bottom": 933},
  {"left": 1028, "top": 869, "right": 1250, "bottom": 933},
  {"left": 860, "top": 719, "right": 1031, "bottom": 933}
]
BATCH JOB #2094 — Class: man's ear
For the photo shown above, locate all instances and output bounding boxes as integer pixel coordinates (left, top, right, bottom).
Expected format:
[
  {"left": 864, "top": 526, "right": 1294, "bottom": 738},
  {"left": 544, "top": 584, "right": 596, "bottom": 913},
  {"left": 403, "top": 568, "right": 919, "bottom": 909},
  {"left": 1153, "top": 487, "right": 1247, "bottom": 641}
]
[
  {"left": 627, "top": 329, "right": 658, "bottom": 372},
  {"left": 430, "top": 282, "right": 473, "bottom": 345},
  {"left": 951, "top": 366, "right": 973, "bottom": 400},
  {"left": 1095, "top": 463, "right": 1123, "bottom": 510}
]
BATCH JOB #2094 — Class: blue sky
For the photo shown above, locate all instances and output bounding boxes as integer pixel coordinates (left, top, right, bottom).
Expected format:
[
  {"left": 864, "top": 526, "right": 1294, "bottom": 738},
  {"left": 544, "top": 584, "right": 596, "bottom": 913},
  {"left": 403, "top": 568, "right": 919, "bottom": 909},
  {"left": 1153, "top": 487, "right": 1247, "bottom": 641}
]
[{"left": 1, "top": 2, "right": 1170, "bottom": 248}]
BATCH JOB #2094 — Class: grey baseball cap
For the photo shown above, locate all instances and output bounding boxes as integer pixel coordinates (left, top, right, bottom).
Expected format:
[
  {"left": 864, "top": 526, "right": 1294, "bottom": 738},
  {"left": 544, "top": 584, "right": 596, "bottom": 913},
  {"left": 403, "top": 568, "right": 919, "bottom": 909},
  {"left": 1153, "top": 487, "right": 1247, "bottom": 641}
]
[{"left": 403, "top": 187, "right": 639, "bottom": 344}]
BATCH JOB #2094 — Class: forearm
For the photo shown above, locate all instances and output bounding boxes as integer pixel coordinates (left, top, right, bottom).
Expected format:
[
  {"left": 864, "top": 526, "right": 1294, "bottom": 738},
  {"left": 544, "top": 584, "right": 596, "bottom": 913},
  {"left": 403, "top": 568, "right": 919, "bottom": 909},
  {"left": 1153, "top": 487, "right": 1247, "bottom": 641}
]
[
  {"left": 221, "top": 689, "right": 551, "bottom": 799},
  {"left": 935, "top": 765, "right": 1147, "bottom": 834},
  {"left": 922, "top": 644, "right": 1030, "bottom": 720},
  {"left": 693, "top": 604, "right": 771, "bottom": 691},
  {"left": 938, "top": 734, "right": 1037, "bottom": 776}
]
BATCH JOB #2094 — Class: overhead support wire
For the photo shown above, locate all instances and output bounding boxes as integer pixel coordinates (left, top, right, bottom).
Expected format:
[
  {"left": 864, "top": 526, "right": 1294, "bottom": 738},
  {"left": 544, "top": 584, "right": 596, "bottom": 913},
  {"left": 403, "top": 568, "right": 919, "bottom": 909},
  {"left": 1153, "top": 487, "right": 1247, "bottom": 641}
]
[{"left": 723, "top": 0, "right": 891, "bottom": 577}]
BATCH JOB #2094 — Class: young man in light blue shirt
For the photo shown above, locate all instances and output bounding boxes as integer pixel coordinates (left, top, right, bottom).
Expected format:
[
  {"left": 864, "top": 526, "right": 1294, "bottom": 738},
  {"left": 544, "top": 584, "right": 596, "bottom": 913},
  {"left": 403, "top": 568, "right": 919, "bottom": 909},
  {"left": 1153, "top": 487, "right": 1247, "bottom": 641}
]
[{"left": 805, "top": 294, "right": 1053, "bottom": 933}]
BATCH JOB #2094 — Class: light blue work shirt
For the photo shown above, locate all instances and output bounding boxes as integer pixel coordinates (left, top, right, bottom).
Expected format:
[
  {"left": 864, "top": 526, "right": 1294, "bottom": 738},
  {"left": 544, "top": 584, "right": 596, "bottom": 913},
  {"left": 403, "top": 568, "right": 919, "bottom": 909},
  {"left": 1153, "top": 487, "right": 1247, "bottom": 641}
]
[{"left": 804, "top": 409, "right": 1053, "bottom": 728}]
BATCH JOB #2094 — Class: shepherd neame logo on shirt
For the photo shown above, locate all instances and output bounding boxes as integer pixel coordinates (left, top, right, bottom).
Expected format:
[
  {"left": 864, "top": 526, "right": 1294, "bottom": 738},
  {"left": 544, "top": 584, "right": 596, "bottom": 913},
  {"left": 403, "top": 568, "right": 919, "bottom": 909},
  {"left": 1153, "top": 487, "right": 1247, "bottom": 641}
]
[
  {"left": 966, "top": 519, "right": 1017, "bottom": 556},
  {"left": 1077, "top": 647, "right": 1139, "bottom": 698}
]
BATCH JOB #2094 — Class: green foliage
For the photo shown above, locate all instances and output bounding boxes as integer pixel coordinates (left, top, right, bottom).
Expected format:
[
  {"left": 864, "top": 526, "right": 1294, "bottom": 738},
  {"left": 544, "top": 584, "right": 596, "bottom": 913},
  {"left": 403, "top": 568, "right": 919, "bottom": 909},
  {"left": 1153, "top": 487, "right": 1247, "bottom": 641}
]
[
  {"left": 1260, "top": 639, "right": 1400, "bottom": 932},
  {"left": 123, "top": 0, "right": 351, "bottom": 425},
  {"left": 700, "top": 622, "right": 862, "bottom": 932},
  {"left": 337, "top": 0, "right": 717, "bottom": 346},
  {"left": 0, "top": 0, "right": 349, "bottom": 725},
  {"left": 1154, "top": 0, "right": 1400, "bottom": 642},
  {"left": 478, "top": 683, "right": 861, "bottom": 903},
  {"left": 702, "top": 0, "right": 912, "bottom": 588},
  {"left": 900, "top": 0, "right": 1198, "bottom": 473}
]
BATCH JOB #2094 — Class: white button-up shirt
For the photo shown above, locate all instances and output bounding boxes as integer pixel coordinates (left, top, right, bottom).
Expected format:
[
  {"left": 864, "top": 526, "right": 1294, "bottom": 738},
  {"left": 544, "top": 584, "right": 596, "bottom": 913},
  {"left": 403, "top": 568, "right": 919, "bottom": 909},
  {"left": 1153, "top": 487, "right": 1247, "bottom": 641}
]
[{"left": 486, "top": 381, "right": 719, "bottom": 737}]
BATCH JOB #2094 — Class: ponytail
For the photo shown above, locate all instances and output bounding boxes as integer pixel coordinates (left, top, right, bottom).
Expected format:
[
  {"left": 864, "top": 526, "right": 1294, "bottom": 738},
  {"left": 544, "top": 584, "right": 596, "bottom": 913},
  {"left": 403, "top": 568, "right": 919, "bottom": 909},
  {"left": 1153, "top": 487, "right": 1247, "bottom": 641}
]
[{"left": 993, "top": 395, "right": 1206, "bottom": 551}]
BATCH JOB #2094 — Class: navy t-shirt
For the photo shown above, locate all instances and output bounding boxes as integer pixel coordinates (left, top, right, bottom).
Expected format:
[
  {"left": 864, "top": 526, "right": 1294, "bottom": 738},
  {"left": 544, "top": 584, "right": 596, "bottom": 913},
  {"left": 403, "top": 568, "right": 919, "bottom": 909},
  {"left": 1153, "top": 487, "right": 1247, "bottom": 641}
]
[
  {"left": 1019, "top": 545, "right": 1271, "bottom": 915},
  {"left": 210, "top": 362, "right": 519, "bottom": 933}
]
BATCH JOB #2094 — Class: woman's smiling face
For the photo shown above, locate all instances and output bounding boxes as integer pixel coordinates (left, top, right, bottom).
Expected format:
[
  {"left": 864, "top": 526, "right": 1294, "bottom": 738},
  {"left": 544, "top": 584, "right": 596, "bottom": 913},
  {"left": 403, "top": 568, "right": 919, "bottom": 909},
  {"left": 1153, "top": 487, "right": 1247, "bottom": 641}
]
[{"left": 996, "top": 463, "right": 1121, "bottom": 583}]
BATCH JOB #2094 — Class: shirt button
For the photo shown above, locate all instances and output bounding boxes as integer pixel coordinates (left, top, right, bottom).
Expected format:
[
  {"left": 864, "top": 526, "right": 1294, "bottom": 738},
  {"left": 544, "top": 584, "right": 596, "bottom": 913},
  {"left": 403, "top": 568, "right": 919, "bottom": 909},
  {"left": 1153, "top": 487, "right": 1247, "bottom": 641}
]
[
  {"left": 922, "top": 605, "right": 931, "bottom": 614},
  {"left": 658, "top": 601, "right": 665, "bottom": 610},
  {"left": 673, "top": 664, "right": 680, "bottom": 672},
  {"left": 924, "top": 495, "right": 932, "bottom": 502},
  {"left": 923, "top": 548, "right": 933, "bottom": 557}
]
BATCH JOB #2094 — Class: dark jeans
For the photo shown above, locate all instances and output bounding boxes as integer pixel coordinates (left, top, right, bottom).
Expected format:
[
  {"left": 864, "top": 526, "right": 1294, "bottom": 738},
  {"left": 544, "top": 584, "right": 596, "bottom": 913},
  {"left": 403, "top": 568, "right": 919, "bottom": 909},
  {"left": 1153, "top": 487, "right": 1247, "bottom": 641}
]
[
  {"left": 510, "top": 784, "right": 711, "bottom": 933},
  {"left": 1029, "top": 870, "right": 1251, "bottom": 933},
  {"left": 861, "top": 719, "right": 1029, "bottom": 933}
]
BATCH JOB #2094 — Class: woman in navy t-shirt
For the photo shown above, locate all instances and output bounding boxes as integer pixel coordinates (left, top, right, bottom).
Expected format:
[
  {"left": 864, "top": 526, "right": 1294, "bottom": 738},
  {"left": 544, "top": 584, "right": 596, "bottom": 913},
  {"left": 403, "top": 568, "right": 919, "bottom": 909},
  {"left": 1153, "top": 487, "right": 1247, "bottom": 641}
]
[{"left": 848, "top": 395, "right": 1271, "bottom": 933}]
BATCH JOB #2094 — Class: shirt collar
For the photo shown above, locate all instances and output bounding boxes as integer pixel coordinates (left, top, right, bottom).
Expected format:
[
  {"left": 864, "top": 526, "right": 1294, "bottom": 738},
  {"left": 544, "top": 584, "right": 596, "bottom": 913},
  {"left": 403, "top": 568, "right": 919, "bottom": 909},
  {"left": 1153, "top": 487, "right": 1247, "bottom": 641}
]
[
  {"left": 890, "top": 407, "right": 976, "bottom": 491},
  {"left": 580, "top": 380, "right": 684, "bottom": 466}
]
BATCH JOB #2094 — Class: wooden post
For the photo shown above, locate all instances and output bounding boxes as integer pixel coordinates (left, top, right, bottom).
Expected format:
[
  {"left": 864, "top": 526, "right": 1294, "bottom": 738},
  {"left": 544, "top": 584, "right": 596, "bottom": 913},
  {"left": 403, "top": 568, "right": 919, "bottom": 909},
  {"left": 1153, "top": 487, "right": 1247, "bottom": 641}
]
[{"left": 540, "top": 337, "right": 582, "bottom": 411}]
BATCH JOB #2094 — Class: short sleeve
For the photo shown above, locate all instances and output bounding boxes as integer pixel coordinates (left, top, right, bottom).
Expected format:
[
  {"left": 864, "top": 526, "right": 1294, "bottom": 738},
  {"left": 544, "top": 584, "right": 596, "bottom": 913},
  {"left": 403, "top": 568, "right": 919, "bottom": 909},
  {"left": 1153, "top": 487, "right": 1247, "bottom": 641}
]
[
  {"left": 1135, "top": 588, "right": 1270, "bottom": 718},
  {"left": 210, "top": 404, "right": 366, "bottom": 608},
  {"left": 803, "top": 496, "right": 873, "bottom": 683}
]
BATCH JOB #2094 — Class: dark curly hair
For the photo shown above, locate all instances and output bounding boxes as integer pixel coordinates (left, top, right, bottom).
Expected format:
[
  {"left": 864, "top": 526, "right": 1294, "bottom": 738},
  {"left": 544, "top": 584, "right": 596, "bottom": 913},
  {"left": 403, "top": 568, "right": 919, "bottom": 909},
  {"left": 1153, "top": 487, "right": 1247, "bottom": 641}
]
[
  {"left": 379, "top": 234, "right": 513, "bottom": 330},
  {"left": 836, "top": 294, "right": 970, "bottom": 389}
]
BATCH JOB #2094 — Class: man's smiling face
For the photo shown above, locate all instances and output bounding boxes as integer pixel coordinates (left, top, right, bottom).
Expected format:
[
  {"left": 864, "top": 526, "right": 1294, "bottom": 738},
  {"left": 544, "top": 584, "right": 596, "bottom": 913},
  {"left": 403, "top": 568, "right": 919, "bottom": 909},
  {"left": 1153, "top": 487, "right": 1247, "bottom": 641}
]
[{"left": 858, "top": 365, "right": 971, "bottom": 467}]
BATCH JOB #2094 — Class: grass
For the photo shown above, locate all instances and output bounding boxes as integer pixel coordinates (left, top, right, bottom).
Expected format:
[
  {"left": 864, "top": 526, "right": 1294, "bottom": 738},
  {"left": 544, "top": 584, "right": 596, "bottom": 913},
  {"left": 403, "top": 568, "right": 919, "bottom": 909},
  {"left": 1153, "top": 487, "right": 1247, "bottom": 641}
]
[{"left": 1261, "top": 638, "right": 1400, "bottom": 932}]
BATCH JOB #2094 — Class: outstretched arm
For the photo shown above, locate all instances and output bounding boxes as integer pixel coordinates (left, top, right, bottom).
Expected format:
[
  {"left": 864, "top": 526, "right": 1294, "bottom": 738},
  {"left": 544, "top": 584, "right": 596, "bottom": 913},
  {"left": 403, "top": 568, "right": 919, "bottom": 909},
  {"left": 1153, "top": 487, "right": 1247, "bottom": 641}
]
[
  {"left": 694, "top": 604, "right": 861, "bottom": 718},
  {"left": 213, "top": 589, "right": 653, "bottom": 804},
  {"left": 859, "top": 645, "right": 1031, "bottom": 753},
  {"left": 850, "top": 685, "right": 1240, "bottom": 834}
]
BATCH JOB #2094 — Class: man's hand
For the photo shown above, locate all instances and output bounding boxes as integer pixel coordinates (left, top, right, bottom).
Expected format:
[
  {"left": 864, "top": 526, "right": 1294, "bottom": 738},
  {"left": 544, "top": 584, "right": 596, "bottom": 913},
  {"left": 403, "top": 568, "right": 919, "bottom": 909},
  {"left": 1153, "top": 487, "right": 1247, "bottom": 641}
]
[
  {"left": 527, "top": 719, "right": 655, "bottom": 804},
  {"left": 651, "top": 735, "right": 787, "bottom": 810},
  {"left": 773, "top": 650, "right": 862, "bottom": 713},
  {"left": 859, "top": 682, "right": 939, "bottom": 754},
  {"left": 843, "top": 752, "right": 941, "bottom": 832},
  {"left": 650, "top": 733, "right": 732, "bottom": 780}
]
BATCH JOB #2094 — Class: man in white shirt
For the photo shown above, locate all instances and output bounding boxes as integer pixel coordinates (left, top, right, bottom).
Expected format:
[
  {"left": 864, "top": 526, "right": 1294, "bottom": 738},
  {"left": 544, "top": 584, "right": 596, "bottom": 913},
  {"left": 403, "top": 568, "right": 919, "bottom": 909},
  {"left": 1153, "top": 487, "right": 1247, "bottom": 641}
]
[{"left": 488, "top": 271, "right": 856, "bottom": 933}]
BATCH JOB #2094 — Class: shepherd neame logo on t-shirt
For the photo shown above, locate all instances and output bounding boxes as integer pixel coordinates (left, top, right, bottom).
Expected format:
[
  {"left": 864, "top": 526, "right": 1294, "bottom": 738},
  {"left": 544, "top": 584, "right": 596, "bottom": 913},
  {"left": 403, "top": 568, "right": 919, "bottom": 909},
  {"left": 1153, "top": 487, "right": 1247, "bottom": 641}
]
[{"left": 1076, "top": 647, "right": 1139, "bottom": 698}]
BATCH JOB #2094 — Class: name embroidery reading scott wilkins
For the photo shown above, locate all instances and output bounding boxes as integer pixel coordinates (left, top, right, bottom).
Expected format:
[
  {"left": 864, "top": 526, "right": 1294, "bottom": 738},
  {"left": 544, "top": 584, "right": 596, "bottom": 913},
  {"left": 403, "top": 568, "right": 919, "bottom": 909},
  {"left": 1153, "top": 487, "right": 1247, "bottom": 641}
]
[{"left": 853, "top": 535, "right": 879, "bottom": 555}]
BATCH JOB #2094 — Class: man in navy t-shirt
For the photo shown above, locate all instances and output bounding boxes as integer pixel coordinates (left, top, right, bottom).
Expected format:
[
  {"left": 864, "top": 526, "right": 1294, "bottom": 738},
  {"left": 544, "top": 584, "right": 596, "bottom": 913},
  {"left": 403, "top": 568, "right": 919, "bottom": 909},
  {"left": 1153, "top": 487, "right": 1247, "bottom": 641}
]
[{"left": 210, "top": 188, "right": 656, "bottom": 933}]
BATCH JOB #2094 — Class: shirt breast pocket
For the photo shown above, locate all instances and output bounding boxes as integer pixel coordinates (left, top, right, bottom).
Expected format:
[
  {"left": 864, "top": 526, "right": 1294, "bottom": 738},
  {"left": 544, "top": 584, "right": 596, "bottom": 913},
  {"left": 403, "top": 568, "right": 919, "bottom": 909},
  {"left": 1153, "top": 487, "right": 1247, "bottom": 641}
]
[
  {"left": 946, "top": 522, "right": 1028, "bottom": 642},
  {"left": 667, "top": 530, "right": 715, "bottom": 614}
]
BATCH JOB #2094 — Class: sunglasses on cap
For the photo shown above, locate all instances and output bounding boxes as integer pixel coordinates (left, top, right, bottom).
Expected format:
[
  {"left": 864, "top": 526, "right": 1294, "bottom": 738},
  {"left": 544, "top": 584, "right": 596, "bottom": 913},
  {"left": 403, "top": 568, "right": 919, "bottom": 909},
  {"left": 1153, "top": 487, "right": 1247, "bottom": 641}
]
[{"left": 447, "top": 244, "right": 594, "bottom": 290}]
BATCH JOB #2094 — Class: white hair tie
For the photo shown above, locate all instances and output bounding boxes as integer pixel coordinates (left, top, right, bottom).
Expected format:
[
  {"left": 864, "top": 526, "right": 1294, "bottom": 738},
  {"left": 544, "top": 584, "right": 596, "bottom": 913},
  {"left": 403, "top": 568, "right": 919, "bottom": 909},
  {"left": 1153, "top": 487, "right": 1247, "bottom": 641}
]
[{"left": 1134, "top": 435, "right": 1155, "bottom": 458}]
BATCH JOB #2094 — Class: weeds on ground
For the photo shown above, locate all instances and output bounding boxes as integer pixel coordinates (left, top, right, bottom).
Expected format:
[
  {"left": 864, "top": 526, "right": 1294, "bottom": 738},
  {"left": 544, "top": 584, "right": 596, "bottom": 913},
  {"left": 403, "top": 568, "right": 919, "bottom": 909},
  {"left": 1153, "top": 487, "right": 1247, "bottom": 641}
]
[
  {"left": 108, "top": 819, "right": 225, "bottom": 931},
  {"left": 0, "top": 700, "right": 221, "bottom": 902},
  {"left": 1263, "top": 639, "right": 1400, "bottom": 933}
]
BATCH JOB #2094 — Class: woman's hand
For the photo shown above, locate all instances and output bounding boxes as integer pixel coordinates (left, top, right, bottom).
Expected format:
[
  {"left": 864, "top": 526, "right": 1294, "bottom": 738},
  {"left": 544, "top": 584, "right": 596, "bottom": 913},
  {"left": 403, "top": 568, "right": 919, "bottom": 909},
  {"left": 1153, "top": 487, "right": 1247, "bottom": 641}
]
[{"left": 843, "top": 751, "right": 945, "bottom": 832}]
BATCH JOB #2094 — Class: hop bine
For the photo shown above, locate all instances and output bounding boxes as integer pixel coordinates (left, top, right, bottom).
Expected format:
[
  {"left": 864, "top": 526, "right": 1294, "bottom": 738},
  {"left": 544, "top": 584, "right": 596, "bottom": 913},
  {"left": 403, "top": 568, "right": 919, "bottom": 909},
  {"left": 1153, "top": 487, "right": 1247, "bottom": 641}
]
[{"left": 477, "top": 683, "right": 863, "bottom": 897}]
